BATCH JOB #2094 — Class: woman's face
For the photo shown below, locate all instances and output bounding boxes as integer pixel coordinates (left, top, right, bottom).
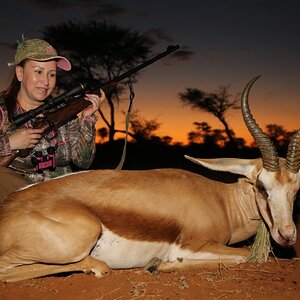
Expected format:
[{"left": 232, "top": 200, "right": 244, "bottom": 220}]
[{"left": 16, "top": 59, "right": 57, "bottom": 108}]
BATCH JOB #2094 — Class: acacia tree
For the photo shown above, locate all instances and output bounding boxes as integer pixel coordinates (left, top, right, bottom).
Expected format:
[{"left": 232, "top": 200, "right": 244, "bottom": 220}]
[
  {"left": 96, "top": 109, "right": 165, "bottom": 144},
  {"left": 188, "top": 121, "right": 227, "bottom": 146},
  {"left": 179, "top": 85, "right": 240, "bottom": 147},
  {"left": 126, "top": 110, "right": 173, "bottom": 145},
  {"left": 127, "top": 110, "right": 161, "bottom": 142},
  {"left": 42, "top": 20, "right": 154, "bottom": 142},
  {"left": 264, "top": 124, "right": 296, "bottom": 153}
]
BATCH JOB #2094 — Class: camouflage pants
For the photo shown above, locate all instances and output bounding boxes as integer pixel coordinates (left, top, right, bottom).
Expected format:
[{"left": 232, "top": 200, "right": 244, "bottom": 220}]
[{"left": 0, "top": 166, "right": 30, "bottom": 201}]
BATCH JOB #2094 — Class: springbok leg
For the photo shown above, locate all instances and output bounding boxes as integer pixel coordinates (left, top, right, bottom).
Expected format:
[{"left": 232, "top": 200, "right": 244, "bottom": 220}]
[
  {"left": 0, "top": 255, "right": 110, "bottom": 282},
  {"left": 146, "top": 243, "right": 250, "bottom": 272}
]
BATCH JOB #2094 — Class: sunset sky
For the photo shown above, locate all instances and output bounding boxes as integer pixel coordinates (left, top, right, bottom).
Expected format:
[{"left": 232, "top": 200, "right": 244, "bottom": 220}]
[{"left": 0, "top": 0, "right": 299, "bottom": 145}]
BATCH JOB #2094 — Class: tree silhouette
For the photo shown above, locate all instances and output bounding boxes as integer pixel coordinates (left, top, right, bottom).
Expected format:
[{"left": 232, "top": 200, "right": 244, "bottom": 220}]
[
  {"left": 126, "top": 110, "right": 162, "bottom": 143},
  {"left": 42, "top": 20, "right": 154, "bottom": 142},
  {"left": 264, "top": 124, "right": 296, "bottom": 153},
  {"left": 188, "top": 122, "right": 226, "bottom": 146},
  {"left": 187, "top": 121, "right": 246, "bottom": 148},
  {"left": 97, "top": 127, "right": 108, "bottom": 143},
  {"left": 179, "top": 85, "right": 240, "bottom": 147}
]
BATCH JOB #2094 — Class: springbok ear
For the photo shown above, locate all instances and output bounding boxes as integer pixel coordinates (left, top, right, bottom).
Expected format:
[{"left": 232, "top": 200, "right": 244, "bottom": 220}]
[{"left": 184, "top": 155, "right": 262, "bottom": 180}]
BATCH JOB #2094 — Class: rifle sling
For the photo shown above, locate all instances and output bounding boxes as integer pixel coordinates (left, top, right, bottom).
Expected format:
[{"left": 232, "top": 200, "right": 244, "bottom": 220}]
[{"left": 115, "top": 80, "right": 135, "bottom": 170}]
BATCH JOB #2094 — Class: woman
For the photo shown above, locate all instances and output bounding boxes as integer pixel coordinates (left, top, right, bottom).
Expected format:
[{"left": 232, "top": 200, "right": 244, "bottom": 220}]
[{"left": 0, "top": 38, "right": 105, "bottom": 199}]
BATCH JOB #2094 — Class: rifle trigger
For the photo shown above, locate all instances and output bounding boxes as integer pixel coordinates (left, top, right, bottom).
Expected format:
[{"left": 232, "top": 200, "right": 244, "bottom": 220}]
[{"left": 44, "top": 122, "right": 56, "bottom": 141}]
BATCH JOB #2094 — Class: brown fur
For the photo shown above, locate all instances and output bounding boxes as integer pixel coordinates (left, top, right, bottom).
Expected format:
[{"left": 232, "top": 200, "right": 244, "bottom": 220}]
[{"left": 0, "top": 164, "right": 296, "bottom": 282}]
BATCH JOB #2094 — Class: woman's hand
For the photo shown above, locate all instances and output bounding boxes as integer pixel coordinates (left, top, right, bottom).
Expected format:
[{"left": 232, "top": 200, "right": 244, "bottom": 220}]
[
  {"left": 82, "top": 89, "right": 106, "bottom": 118},
  {"left": 8, "top": 128, "right": 45, "bottom": 150}
]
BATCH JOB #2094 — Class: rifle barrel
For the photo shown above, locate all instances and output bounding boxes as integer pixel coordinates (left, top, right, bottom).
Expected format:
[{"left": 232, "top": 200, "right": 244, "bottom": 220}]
[{"left": 108, "top": 45, "right": 180, "bottom": 84}]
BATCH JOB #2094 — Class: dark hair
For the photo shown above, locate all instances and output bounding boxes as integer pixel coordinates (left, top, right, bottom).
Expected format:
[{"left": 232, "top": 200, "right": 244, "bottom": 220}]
[{"left": 0, "top": 62, "right": 23, "bottom": 122}]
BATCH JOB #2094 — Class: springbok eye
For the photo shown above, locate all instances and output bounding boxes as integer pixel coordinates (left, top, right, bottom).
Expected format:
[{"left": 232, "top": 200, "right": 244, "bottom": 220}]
[{"left": 256, "top": 180, "right": 269, "bottom": 199}]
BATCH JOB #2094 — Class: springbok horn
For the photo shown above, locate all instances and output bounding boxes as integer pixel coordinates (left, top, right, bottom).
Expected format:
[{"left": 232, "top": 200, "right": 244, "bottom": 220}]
[
  {"left": 241, "top": 76, "right": 279, "bottom": 172},
  {"left": 285, "top": 129, "right": 300, "bottom": 173}
]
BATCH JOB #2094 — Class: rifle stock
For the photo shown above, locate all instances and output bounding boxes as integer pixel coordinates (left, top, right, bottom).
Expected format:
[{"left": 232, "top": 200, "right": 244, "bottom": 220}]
[
  {"left": 40, "top": 81, "right": 118, "bottom": 135},
  {"left": 0, "top": 45, "right": 180, "bottom": 167}
]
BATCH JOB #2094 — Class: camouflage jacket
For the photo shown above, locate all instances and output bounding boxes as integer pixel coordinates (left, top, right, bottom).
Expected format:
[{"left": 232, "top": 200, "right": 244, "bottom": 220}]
[{"left": 0, "top": 97, "right": 98, "bottom": 183}]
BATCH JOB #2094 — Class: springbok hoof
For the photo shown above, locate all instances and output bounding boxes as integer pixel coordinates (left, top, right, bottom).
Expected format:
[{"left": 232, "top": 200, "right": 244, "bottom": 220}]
[{"left": 144, "top": 257, "right": 162, "bottom": 273}]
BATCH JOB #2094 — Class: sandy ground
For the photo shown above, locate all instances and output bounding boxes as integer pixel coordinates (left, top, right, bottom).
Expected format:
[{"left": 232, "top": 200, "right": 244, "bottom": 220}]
[{"left": 0, "top": 259, "right": 299, "bottom": 300}]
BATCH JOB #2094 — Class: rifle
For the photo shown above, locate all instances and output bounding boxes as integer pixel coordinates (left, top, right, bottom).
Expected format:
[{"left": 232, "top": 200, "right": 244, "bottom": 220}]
[{"left": 0, "top": 45, "right": 180, "bottom": 167}]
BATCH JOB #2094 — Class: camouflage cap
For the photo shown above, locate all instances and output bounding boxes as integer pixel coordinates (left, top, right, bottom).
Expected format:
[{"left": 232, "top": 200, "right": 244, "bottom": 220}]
[{"left": 14, "top": 38, "right": 71, "bottom": 71}]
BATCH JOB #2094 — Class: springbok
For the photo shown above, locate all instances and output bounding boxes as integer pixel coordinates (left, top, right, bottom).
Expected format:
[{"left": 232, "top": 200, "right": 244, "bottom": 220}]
[{"left": 0, "top": 76, "right": 299, "bottom": 282}]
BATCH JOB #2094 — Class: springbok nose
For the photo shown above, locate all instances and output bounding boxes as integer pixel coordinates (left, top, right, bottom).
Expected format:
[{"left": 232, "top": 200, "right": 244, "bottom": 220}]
[{"left": 279, "top": 224, "right": 296, "bottom": 245}]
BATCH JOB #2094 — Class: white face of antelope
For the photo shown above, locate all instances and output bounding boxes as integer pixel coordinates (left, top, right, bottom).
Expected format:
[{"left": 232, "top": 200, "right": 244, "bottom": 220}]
[
  {"left": 240, "top": 76, "right": 300, "bottom": 247},
  {"left": 254, "top": 164, "right": 300, "bottom": 246}
]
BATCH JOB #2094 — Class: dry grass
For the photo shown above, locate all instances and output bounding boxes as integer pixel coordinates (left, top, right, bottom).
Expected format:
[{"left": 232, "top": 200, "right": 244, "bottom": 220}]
[{"left": 247, "top": 220, "right": 272, "bottom": 263}]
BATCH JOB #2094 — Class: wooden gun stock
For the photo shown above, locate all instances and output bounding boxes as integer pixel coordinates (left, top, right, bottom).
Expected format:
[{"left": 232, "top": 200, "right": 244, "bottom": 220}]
[{"left": 43, "top": 81, "right": 117, "bottom": 131}]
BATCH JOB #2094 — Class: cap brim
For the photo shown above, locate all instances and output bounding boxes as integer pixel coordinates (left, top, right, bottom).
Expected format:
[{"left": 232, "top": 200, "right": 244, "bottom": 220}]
[
  {"left": 29, "top": 55, "right": 72, "bottom": 71},
  {"left": 56, "top": 57, "right": 72, "bottom": 71}
]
